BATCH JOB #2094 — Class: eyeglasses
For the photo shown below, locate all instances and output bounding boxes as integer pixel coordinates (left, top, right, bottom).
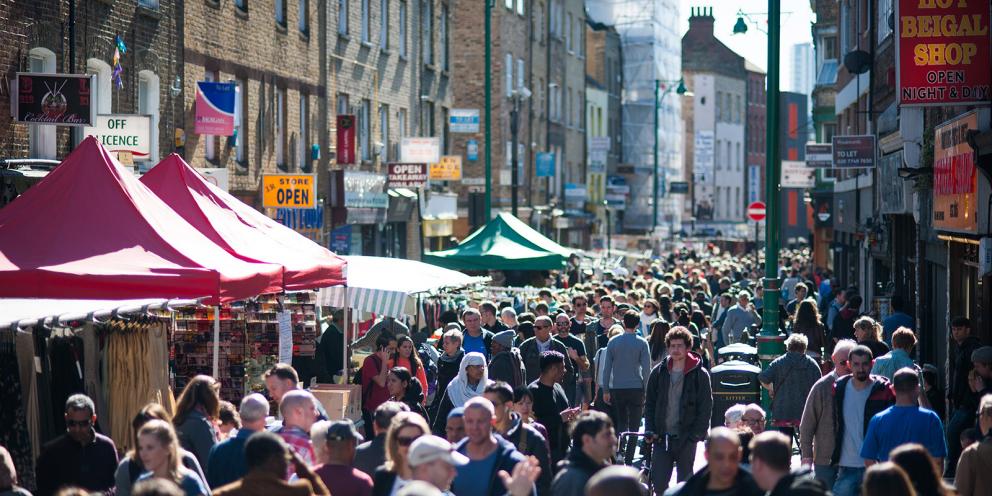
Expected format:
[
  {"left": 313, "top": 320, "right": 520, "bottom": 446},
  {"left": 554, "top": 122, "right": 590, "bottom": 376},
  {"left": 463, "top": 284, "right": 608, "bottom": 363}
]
[
  {"left": 396, "top": 436, "right": 419, "bottom": 447},
  {"left": 742, "top": 416, "right": 765, "bottom": 424},
  {"left": 556, "top": 321, "right": 570, "bottom": 326},
  {"left": 535, "top": 324, "right": 550, "bottom": 329},
  {"left": 66, "top": 419, "right": 92, "bottom": 428}
]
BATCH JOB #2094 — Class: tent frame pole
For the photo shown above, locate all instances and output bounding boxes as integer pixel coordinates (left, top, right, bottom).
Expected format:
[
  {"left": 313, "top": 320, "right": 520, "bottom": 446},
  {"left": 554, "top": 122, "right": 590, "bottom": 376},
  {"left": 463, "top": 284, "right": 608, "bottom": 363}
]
[
  {"left": 342, "top": 287, "right": 350, "bottom": 383},
  {"left": 212, "top": 306, "right": 220, "bottom": 378}
]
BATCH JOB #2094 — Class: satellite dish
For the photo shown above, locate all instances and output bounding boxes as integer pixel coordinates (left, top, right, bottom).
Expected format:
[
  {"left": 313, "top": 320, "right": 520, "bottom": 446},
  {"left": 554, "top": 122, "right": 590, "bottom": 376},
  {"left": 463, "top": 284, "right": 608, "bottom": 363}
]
[{"left": 844, "top": 50, "right": 872, "bottom": 75}]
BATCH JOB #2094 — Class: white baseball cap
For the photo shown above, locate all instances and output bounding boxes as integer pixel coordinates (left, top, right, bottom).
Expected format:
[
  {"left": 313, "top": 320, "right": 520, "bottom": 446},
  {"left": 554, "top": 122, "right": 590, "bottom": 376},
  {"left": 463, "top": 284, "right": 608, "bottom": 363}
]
[{"left": 407, "top": 435, "right": 470, "bottom": 467}]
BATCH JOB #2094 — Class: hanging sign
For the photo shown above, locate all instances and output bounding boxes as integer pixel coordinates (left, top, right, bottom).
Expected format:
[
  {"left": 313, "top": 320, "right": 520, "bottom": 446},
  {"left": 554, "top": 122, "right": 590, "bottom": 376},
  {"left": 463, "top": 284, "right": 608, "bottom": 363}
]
[
  {"left": 781, "top": 160, "right": 816, "bottom": 188},
  {"left": 430, "top": 155, "right": 462, "bottom": 180},
  {"left": 449, "top": 109, "right": 480, "bottom": 133},
  {"left": 82, "top": 115, "right": 152, "bottom": 159},
  {"left": 466, "top": 139, "right": 479, "bottom": 161},
  {"left": 262, "top": 174, "right": 316, "bottom": 209},
  {"left": 194, "top": 81, "right": 236, "bottom": 136},
  {"left": 896, "top": 0, "right": 991, "bottom": 106},
  {"left": 336, "top": 115, "right": 356, "bottom": 165},
  {"left": 387, "top": 163, "right": 428, "bottom": 188},
  {"left": 277, "top": 310, "right": 293, "bottom": 364},
  {"left": 14, "top": 73, "right": 95, "bottom": 126},
  {"left": 329, "top": 225, "right": 352, "bottom": 254},
  {"left": 933, "top": 111, "right": 978, "bottom": 233},
  {"left": 805, "top": 143, "right": 833, "bottom": 168},
  {"left": 832, "top": 135, "right": 876, "bottom": 168},
  {"left": 401, "top": 137, "right": 441, "bottom": 164},
  {"left": 535, "top": 152, "right": 555, "bottom": 177}
]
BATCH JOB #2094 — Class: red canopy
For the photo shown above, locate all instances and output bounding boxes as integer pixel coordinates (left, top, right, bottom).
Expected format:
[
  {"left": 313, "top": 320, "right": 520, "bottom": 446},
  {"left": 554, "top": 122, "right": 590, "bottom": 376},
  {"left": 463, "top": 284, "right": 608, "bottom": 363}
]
[
  {"left": 141, "top": 155, "right": 346, "bottom": 290},
  {"left": 0, "top": 137, "right": 283, "bottom": 302}
]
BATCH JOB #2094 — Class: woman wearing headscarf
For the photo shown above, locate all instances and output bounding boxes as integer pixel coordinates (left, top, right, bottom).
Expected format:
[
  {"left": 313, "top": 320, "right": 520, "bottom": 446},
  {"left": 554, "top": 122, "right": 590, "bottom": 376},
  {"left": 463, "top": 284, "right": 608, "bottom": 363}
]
[{"left": 430, "top": 352, "right": 492, "bottom": 435}]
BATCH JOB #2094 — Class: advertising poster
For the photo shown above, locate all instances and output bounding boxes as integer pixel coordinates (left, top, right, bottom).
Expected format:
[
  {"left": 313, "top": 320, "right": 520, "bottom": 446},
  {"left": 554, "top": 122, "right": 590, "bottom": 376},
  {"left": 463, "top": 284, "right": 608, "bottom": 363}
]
[
  {"left": 15, "top": 73, "right": 95, "bottom": 126},
  {"left": 194, "top": 81, "right": 236, "bottom": 135},
  {"left": 336, "top": 115, "right": 356, "bottom": 165},
  {"left": 933, "top": 112, "right": 978, "bottom": 232}
]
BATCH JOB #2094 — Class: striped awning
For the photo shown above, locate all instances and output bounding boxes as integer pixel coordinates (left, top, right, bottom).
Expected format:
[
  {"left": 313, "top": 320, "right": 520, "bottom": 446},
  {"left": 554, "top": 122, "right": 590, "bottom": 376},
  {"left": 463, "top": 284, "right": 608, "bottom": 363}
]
[{"left": 318, "top": 256, "right": 486, "bottom": 318}]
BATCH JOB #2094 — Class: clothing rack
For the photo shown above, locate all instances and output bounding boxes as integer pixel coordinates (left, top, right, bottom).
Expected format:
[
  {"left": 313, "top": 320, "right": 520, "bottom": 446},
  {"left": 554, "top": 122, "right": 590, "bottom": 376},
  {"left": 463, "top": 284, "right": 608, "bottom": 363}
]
[{"left": 2, "top": 298, "right": 204, "bottom": 332}]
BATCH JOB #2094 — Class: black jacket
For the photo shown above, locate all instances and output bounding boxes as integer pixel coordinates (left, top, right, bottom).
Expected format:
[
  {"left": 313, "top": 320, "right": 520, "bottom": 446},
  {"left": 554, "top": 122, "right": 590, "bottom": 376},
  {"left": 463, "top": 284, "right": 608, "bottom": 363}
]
[
  {"left": 668, "top": 464, "right": 763, "bottom": 496},
  {"left": 518, "top": 337, "right": 576, "bottom": 385},
  {"left": 489, "top": 348, "right": 527, "bottom": 389},
  {"left": 453, "top": 436, "right": 534, "bottom": 496},
  {"left": 550, "top": 448, "right": 606, "bottom": 496},
  {"left": 950, "top": 336, "right": 982, "bottom": 409},
  {"left": 768, "top": 469, "right": 830, "bottom": 496},
  {"left": 830, "top": 374, "right": 895, "bottom": 466},
  {"left": 644, "top": 352, "right": 712, "bottom": 444},
  {"left": 430, "top": 350, "right": 464, "bottom": 417},
  {"left": 503, "top": 413, "right": 552, "bottom": 495},
  {"left": 371, "top": 466, "right": 397, "bottom": 496},
  {"left": 399, "top": 379, "right": 430, "bottom": 423}
]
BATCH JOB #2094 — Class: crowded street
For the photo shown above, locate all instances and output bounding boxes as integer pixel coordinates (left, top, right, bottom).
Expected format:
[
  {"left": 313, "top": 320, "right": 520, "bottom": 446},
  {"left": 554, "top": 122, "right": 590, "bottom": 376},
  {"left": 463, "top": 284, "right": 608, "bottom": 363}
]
[{"left": 2, "top": 1, "right": 992, "bottom": 496}]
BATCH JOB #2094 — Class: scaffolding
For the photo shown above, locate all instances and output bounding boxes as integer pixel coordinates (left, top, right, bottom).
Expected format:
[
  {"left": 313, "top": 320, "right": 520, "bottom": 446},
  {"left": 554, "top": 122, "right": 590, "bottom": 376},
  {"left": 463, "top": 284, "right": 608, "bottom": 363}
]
[{"left": 587, "top": 0, "right": 683, "bottom": 233}]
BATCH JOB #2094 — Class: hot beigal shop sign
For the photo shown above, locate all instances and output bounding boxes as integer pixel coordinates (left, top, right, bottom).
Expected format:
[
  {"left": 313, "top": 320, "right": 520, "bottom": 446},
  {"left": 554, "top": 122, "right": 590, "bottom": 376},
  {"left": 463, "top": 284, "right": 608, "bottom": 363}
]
[
  {"left": 896, "top": 0, "right": 991, "bottom": 106},
  {"left": 13, "top": 73, "right": 96, "bottom": 126}
]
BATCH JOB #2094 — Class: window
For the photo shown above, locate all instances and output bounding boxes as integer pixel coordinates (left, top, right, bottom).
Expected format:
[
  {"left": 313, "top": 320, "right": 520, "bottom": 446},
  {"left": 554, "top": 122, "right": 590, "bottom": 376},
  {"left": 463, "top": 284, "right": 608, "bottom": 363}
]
[
  {"left": 139, "top": 0, "right": 160, "bottom": 8},
  {"left": 338, "top": 0, "right": 349, "bottom": 35},
  {"left": 565, "top": 13, "right": 572, "bottom": 51},
  {"left": 735, "top": 142, "right": 741, "bottom": 171},
  {"left": 398, "top": 108, "right": 408, "bottom": 137},
  {"left": 276, "top": 87, "right": 286, "bottom": 169},
  {"left": 361, "top": 0, "right": 370, "bottom": 42},
  {"left": 299, "top": 0, "right": 309, "bottom": 34},
  {"left": 421, "top": 0, "right": 433, "bottom": 65},
  {"left": 505, "top": 53, "right": 513, "bottom": 97},
  {"left": 336, "top": 93, "right": 349, "bottom": 115},
  {"left": 275, "top": 0, "right": 286, "bottom": 26},
  {"left": 203, "top": 70, "right": 218, "bottom": 161},
  {"left": 379, "top": 104, "right": 390, "bottom": 161},
  {"left": 399, "top": 1, "right": 408, "bottom": 56},
  {"left": 440, "top": 4, "right": 449, "bottom": 70},
  {"left": 235, "top": 78, "right": 247, "bottom": 164},
  {"left": 715, "top": 92, "right": 722, "bottom": 121},
  {"left": 359, "top": 99, "right": 371, "bottom": 160},
  {"left": 877, "top": 0, "right": 893, "bottom": 42},
  {"left": 28, "top": 48, "right": 56, "bottom": 159},
  {"left": 380, "top": 0, "right": 389, "bottom": 48},
  {"left": 138, "top": 70, "right": 160, "bottom": 165},
  {"left": 577, "top": 19, "right": 584, "bottom": 57},
  {"left": 715, "top": 140, "right": 722, "bottom": 170},
  {"left": 549, "top": 1, "right": 557, "bottom": 36},
  {"left": 299, "top": 94, "right": 309, "bottom": 171},
  {"left": 505, "top": 0, "right": 512, "bottom": 9},
  {"left": 823, "top": 35, "right": 837, "bottom": 60},
  {"left": 441, "top": 107, "right": 449, "bottom": 153},
  {"left": 735, "top": 95, "right": 741, "bottom": 123},
  {"left": 726, "top": 142, "right": 731, "bottom": 172},
  {"left": 516, "top": 0, "right": 524, "bottom": 16},
  {"left": 516, "top": 58, "right": 524, "bottom": 90},
  {"left": 234, "top": 0, "right": 246, "bottom": 11},
  {"left": 567, "top": 87, "right": 573, "bottom": 126},
  {"left": 421, "top": 100, "right": 435, "bottom": 136}
]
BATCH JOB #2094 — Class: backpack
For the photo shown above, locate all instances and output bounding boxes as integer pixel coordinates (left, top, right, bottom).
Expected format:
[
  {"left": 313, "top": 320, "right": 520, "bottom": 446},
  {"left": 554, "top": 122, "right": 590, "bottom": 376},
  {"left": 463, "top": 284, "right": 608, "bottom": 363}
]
[
  {"left": 354, "top": 354, "right": 383, "bottom": 408},
  {"left": 418, "top": 344, "right": 439, "bottom": 398}
]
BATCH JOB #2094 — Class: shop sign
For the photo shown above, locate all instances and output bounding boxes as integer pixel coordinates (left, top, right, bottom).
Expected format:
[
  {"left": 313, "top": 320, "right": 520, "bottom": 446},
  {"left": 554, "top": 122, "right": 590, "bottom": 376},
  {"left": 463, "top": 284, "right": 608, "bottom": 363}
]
[
  {"left": 275, "top": 206, "right": 324, "bottom": 243},
  {"left": 748, "top": 164, "right": 761, "bottom": 203},
  {"left": 606, "top": 176, "right": 628, "bottom": 210},
  {"left": 194, "top": 81, "right": 236, "bottom": 136},
  {"left": 199, "top": 167, "right": 229, "bottom": 192},
  {"left": 781, "top": 160, "right": 815, "bottom": 188},
  {"left": 401, "top": 137, "right": 441, "bottom": 164},
  {"left": 589, "top": 136, "right": 611, "bottom": 152},
  {"left": 336, "top": 115, "right": 356, "bottom": 165},
  {"left": 669, "top": 181, "right": 689, "bottom": 194},
  {"left": 805, "top": 143, "right": 833, "bottom": 168},
  {"left": 449, "top": 109, "right": 480, "bottom": 133},
  {"left": 343, "top": 171, "right": 388, "bottom": 209},
  {"left": 429, "top": 155, "right": 462, "bottom": 180},
  {"left": 535, "top": 153, "right": 555, "bottom": 177},
  {"left": 387, "top": 163, "right": 428, "bottom": 188},
  {"left": 466, "top": 139, "right": 479, "bottom": 161},
  {"left": 933, "top": 111, "right": 978, "bottom": 232},
  {"left": 329, "top": 225, "right": 352, "bottom": 254},
  {"left": 423, "top": 219, "right": 454, "bottom": 237},
  {"left": 896, "top": 0, "right": 991, "bottom": 106},
  {"left": 262, "top": 174, "right": 316, "bottom": 209},
  {"left": 832, "top": 135, "right": 876, "bottom": 168},
  {"left": 14, "top": 73, "right": 95, "bottom": 126},
  {"left": 588, "top": 149, "right": 607, "bottom": 174},
  {"left": 82, "top": 115, "right": 152, "bottom": 160},
  {"left": 693, "top": 130, "right": 714, "bottom": 180}
]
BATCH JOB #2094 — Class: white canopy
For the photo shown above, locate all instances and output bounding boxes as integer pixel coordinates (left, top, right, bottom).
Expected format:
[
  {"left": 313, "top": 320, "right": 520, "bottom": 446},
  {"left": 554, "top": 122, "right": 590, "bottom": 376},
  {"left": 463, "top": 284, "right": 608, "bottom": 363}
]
[
  {"left": 319, "top": 256, "right": 486, "bottom": 318},
  {"left": 0, "top": 297, "right": 202, "bottom": 329}
]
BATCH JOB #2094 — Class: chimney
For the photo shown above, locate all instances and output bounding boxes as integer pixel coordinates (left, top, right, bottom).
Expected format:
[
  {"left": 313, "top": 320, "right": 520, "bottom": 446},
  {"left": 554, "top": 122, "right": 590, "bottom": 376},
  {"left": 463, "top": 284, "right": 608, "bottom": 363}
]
[{"left": 688, "top": 6, "right": 715, "bottom": 37}]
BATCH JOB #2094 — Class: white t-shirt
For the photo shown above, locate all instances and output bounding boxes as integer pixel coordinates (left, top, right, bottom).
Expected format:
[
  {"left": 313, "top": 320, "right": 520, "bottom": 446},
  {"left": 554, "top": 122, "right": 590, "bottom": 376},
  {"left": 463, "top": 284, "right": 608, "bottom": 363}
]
[{"left": 839, "top": 380, "right": 873, "bottom": 467}]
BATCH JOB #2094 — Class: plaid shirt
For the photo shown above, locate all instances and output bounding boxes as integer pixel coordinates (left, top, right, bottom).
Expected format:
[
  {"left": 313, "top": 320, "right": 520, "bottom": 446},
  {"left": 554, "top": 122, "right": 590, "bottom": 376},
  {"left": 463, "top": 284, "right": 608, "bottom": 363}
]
[{"left": 276, "top": 425, "right": 316, "bottom": 468}]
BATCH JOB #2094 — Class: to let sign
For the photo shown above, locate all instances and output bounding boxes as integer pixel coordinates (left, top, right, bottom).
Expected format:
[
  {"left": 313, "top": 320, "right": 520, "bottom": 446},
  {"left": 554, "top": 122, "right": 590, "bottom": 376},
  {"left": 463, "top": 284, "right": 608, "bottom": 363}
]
[
  {"left": 933, "top": 111, "right": 978, "bottom": 233},
  {"left": 387, "top": 163, "right": 428, "bottom": 188},
  {"left": 806, "top": 143, "right": 833, "bottom": 168},
  {"left": 15, "top": 73, "right": 95, "bottom": 126},
  {"left": 832, "top": 135, "right": 876, "bottom": 168},
  {"left": 262, "top": 174, "right": 316, "bottom": 209},
  {"left": 896, "top": 0, "right": 991, "bottom": 106}
]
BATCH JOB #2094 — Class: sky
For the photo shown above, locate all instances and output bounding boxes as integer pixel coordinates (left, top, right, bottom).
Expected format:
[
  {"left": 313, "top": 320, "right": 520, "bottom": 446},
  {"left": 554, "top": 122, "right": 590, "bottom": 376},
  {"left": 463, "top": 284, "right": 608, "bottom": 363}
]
[{"left": 678, "top": 0, "right": 816, "bottom": 91}]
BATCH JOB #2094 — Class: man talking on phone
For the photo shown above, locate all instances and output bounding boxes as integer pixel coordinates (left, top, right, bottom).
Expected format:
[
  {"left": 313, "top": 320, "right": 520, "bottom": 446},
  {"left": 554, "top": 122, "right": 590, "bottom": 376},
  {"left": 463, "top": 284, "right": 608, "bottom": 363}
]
[{"left": 528, "top": 351, "right": 578, "bottom": 466}]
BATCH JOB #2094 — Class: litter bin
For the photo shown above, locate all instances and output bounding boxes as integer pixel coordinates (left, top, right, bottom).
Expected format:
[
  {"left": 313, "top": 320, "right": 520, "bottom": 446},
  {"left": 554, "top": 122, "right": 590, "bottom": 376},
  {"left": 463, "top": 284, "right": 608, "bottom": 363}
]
[
  {"left": 710, "top": 359, "right": 761, "bottom": 427},
  {"left": 716, "top": 343, "right": 758, "bottom": 365}
]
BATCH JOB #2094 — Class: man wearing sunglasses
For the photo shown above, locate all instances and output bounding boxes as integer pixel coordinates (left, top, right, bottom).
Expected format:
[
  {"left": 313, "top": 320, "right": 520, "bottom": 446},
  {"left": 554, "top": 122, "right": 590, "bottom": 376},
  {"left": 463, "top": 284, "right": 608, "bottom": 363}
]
[
  {"left": 555, "top": 313, "right": 590, "bottom": 407},
  {"left": 518, "top": 316, "right": 575, "bottom": 387},
  {"left": 36, "top": 394, "right": 119, "bottom": 496}
]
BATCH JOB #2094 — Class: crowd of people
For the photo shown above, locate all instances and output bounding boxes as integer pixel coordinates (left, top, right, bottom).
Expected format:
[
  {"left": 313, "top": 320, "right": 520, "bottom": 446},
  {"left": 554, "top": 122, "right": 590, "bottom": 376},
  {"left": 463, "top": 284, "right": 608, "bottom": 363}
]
[{"left": 3, "top": 250, "right": 992, "bottom": 496}]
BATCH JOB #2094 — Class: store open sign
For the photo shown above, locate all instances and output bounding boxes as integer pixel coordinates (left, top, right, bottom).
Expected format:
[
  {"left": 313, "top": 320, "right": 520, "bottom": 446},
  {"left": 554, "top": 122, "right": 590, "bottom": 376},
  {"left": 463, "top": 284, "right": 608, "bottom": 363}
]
[{"left": 262, "top": 174, "right": 316, "bottom": 209}]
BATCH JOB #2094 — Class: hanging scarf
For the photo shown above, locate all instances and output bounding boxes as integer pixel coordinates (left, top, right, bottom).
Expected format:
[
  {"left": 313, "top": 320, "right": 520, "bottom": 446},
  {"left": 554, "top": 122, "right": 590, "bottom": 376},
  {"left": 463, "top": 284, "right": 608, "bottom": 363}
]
[{"left": 445, "top": 352, "right": 491, "bottom": 407}]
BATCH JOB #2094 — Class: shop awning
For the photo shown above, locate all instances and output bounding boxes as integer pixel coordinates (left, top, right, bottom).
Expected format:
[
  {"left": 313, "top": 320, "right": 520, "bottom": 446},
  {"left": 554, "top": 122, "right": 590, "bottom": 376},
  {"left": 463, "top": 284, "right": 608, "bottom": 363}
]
[
  {"left": 423, "top": 212, "right": 573, "bottom": 271},
  {"left": 141, "top": 155, "right": 347, "bottom": 291},
  {"left": 0, "top": 297, "right": 201, "bottom": 329},
  {"left": 318, "top": 256, "right": 486, "bottom": 318},
  {"left": 0, "top": 137, "right": 283, "bottom": 302}
]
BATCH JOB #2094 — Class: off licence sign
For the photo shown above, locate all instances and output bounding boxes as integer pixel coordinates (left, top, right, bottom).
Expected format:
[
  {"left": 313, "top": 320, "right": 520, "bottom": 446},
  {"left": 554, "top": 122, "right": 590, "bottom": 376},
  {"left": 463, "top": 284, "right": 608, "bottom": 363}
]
[{"left": 262, "top": 174, "right": 316, "bottom": 209}]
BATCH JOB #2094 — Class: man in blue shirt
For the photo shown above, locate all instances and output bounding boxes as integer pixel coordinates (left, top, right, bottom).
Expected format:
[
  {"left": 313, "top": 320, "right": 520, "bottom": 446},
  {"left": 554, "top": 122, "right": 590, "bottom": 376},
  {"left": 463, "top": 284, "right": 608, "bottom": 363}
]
[
  {"left": 860, "top": 368, "right": 947, "bottom": 464},
  {"left": 461, "top": 308, "right": 494, "bottom": 359},
  {"left": 871, "top": 328, "right": 918, "bottom": 380},
  {"left": 207, "top": 393, "right": 270, "bottom": 488}
]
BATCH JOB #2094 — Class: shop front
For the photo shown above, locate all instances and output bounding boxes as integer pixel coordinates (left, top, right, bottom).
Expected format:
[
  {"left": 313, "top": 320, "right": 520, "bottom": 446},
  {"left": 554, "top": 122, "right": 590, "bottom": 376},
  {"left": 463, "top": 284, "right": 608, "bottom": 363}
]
[{"left": 328, "top": 170, "right": 389, "bottom": 256}]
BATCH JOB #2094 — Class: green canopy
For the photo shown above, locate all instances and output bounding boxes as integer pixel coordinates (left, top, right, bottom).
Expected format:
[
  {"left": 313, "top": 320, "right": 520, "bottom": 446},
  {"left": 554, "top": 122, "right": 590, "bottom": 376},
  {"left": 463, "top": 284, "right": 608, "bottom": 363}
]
[{"left": 424, "top": 213, "right": 572, "bottom": 271}]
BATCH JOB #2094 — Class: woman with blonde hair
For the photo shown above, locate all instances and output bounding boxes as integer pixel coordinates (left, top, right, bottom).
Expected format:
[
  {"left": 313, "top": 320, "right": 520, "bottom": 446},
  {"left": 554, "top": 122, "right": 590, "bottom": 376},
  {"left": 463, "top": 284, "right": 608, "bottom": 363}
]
[
  {"left": 854, "top": 316, "right": 890, "bottom": 360},
  {"left": 371, "top": 411, "right": 431, "bottom": 496},
  {"left": 173, "top": 375, "right": 221, "bottom": 467},
  {"left": 135, "top": 419, "right": 210, "bottom": 496},
  {"left": 115, "top": 404, "right": 206, "bottom": 496}
]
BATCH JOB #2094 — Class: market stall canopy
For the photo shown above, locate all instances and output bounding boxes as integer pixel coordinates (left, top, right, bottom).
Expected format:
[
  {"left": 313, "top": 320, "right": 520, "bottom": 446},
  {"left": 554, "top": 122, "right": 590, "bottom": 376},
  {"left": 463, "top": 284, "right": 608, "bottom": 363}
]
[
  {"left": 0, "top": 137, "right": 283, "bottom": 302},
  {"left": 318, "top": 256, "right": 486, "bottom": 318},
  {"left": 423, "top": 212, "right": 573, "bottom": 271},
  {"left": 141, "top": 155, "right": 347, "bottom": 291},
  {"left": 0, "top": 297, "right": 200, "bottom": 329}
]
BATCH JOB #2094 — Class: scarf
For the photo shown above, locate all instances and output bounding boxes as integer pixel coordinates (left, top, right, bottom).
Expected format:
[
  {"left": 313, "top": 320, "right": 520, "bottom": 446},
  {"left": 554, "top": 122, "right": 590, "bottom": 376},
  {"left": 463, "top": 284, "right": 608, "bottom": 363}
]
[{"left": 445, "top": 352, "right": 492, "bottom": 407}]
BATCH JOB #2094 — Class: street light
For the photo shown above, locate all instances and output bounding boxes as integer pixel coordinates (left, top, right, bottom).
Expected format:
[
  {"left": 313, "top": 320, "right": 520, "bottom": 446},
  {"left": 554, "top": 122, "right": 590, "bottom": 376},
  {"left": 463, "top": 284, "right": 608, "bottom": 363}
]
[
  {"left": 653, "top": 78, "right": 692, "bottom": 232},
  {"left": 509, "top": 87, "right": 531, "bottom": 217}
]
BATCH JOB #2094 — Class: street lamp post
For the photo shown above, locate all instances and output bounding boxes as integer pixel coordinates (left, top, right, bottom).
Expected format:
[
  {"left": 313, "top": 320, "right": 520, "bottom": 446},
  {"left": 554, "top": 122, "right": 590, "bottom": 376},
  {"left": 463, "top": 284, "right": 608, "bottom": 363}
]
[
  {"left": 653, "top": 79, "right": 690, "bottom": 232},
  {"left": 484, "top": 0, "right": 493, "bottom": 221},
  {"left": 509, "top": 87, "right": 531, "bottom": 217}
]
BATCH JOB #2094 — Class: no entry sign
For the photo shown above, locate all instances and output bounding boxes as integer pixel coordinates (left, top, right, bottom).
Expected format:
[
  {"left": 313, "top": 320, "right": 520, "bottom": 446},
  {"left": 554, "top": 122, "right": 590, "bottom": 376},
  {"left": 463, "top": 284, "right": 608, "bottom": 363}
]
[{"left": 747, "top": 201, "right": 766, "bottom": 222}]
